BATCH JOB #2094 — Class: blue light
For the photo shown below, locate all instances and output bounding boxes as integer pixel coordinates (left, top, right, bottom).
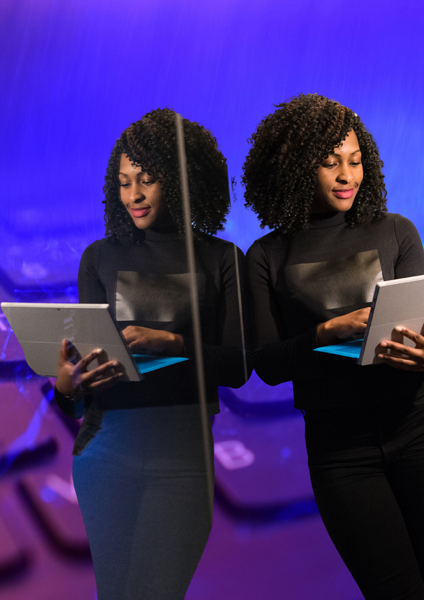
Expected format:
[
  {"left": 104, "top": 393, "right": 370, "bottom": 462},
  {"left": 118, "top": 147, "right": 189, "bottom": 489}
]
[
  {"left": 40, "top": 486, "right": 56, "bottom": 503},
  {"left": 280, "top": 447, "right": 292, "bottom": 460}
]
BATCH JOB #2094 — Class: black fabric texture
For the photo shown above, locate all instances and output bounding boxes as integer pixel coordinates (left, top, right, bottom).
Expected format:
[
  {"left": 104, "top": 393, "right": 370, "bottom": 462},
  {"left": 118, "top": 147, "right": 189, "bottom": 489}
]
[
  {"left": 305, "top": 396, "right": 424, "bottom": 598},
  {"left": 246, "top": 212, "right": 424, "bottom": 409},
  {"left": 55, "top": 227, "right": 251, "bottom": 455}
]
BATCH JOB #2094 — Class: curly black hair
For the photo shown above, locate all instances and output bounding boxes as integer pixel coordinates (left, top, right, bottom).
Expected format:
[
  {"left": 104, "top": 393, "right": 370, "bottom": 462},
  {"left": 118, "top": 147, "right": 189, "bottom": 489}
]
[
  {"left": 242, "top": 93, "right": 387, "bottom": 235},
  {"left": 103, "top": 108, "right": 230, "bottom": 244}
]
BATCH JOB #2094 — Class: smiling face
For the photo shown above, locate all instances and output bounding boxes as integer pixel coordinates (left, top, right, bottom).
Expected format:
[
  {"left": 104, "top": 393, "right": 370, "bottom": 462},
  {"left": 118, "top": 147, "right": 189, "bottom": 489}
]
[
  {"left": 118, "top": 153, "right": 172, "bottom": 230},
  {"left": 311, "top": 130, "right": 364, "bottom": 214}
]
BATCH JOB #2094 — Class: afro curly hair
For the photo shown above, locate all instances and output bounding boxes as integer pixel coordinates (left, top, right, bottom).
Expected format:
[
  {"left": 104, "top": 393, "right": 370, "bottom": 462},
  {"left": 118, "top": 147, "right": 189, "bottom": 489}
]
[
  {"left": 242, "top": 93, "right": 387, "bottom": 235},
  {"left": 103, "top": 108, "right": 230, "bottom": 245}
]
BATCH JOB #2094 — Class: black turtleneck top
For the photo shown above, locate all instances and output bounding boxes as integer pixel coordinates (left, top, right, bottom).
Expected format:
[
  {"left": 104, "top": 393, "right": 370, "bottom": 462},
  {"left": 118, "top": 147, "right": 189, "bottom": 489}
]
[
  {"left": 55, "top": 227, "right": 250, "bottom": 455},
  {"left": 246, "top": 212, "right": 424, "bottom": 410}
]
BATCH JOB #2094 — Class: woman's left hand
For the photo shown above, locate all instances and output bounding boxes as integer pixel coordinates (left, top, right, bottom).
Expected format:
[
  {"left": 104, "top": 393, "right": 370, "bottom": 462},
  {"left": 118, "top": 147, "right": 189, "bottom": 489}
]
[
  {"left": 376, "top": 326, "right": 424, "bottom": 371},
  {"left": 122, "top": 326, "right": 184, "bottom": 356}
]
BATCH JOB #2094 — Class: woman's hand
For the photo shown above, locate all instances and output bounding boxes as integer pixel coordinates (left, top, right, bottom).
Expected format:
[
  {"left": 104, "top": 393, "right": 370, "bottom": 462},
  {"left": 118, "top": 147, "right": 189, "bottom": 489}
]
[
  {"left": 55, "top": 339, "right": 126, "bottom": 397},
  {"left": 122, "top": 326, "right": 184, "bottom": 356},
  {"left": 376, "top": 326, "right": 424, "bottom": 371},
  {"left": 316, "top": 307, "right": 370, "bottom": 346}
]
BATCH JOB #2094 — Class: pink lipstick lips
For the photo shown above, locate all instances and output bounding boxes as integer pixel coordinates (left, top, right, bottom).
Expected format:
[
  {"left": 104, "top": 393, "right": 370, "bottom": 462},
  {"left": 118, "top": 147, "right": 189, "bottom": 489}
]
[
  {"left": 131, "top": 207, "right": 150, "bottom": 218},
  {"left": 333, "top": 188, "right": 354, "bottom": 199}
]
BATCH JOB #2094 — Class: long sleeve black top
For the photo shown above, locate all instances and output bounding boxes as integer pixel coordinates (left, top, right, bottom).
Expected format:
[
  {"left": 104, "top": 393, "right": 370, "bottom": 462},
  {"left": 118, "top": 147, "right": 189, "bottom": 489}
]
[
  {"left": 55, "top": 227, "right": 251, "bottom": 454},
  {"left": 246, "top": 212, "right": 424, "bottom": 410}
]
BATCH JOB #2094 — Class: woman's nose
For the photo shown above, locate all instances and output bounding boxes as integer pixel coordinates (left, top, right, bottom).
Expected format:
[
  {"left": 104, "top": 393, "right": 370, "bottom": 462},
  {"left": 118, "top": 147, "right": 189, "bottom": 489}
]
[
  {"left": 336, "top": 166, "right": 353, "bottom": 184},
  {"left": 130, "top": 184, "right": 145, "bottom": 202}
]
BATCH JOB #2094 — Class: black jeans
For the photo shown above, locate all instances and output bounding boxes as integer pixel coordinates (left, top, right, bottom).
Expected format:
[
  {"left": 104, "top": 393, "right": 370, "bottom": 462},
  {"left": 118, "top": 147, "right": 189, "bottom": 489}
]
[
  {"left": 305, "top": 395, "right": 424, "bottom": 600},
  {"left": 73, "top": 404, "right": 213, "bottom": 600}
]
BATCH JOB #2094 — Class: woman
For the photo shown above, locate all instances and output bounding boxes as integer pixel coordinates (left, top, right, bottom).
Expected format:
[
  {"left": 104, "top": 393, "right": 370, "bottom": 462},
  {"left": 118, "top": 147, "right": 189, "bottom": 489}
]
[
  {"left": 55, "top": 108, "right": 249, "bottom": 600},
  {"left": 244, "top": 94, "right": 424, "bottom": 599}
]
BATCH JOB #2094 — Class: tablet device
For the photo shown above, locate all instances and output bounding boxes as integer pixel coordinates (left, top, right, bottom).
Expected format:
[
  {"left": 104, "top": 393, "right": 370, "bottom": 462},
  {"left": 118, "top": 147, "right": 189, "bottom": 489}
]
[
  {"left": 314, "top": 274, "right": 424, "bottom": 366},
  {"left": 1, "top": 302, "right": 143, "bottom": 381}
]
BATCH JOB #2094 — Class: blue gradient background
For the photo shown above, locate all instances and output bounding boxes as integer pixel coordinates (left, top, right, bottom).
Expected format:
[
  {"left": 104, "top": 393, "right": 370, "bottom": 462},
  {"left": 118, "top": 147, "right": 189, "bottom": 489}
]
[
  {"left": 1, "top": 0, "right": 423, "bottom": 598},
  {"left": 2, "top": 0, "right": 424, "bottom": 257}
]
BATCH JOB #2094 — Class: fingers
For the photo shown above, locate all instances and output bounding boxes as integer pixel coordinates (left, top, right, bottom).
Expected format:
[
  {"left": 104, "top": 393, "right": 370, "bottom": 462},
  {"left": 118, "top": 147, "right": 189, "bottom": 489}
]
[
  {"left": 67, "top": 341, "right": 83, "bottom": 365},
  {"left": 87, "top": 371, "right": 127, "bottom": 391},
  {"left": 124, "top": 333, "right": 138, "bottom": 344},
  {"left": 394, "top": 326, "right": 424, "bottom": 348},
  {"left": 378, "top": 354, "right": 424, "bottom": 372},
  {"left": 349, "top": 317, "right": 367, "bottom": 336},
  {"left": 122, "top": 326, "right": 150, "bottom": 343},
  {"left": 351, "top": 308, "right": 370, "bottom": 329},
  {"left": 357, "top": 307, "right": 370, "bottom": 323},
  {"left": 78, "top": 348, "right": 106, "bottom": 371},
  {"left": 128, "top": 339, "right": 147, "bottom": 349},
  {"left": 377, "top": 340, "right": 422, "bottom": 358},
  {"left": 122, "top": 326, "right": 137, "bottom": 340},
  {"left": 81, "top": 360, "right": 126, "bottom": 388},
  {"left": 59, "top": 339, "right": 68, "bottom": 363},
  {"left": 377, "top": 338, "right": 424, "bottom": 371},
  {"left": 95, "top": 349, "right": 110, "bottom": 365},
  {"left": 122, "top": 326, "right": 157, "bottom": 353},
  {"left": 349, "top": 308, "right": 370, "bottom": 326},
  {"left": 59, "top": 339, "right": 82, "bottom": 365},
  {"left": 124, "top": 330, "right": 139, "bottom": 345}
]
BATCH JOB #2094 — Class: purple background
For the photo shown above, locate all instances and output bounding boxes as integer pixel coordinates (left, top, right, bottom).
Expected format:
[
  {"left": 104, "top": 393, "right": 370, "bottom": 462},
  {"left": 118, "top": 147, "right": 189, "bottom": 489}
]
[{"left": 0, "top": 0, "right": 423, "bottom": 598}]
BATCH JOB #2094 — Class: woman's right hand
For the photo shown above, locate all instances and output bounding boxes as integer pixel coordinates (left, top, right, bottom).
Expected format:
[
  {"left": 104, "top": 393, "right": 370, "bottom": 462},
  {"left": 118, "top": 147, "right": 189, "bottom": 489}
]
[
  {"left": 55, "top": 339, "right": 126, "bottom": 397},
  {"left": 316, "top": 307, "right": 370, "bottom": 347}
]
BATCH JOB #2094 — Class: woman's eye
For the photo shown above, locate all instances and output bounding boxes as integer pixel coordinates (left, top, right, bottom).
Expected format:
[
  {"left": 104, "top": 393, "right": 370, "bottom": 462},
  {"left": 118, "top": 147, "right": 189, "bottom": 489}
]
[
  {"left": 351, "top": 162, "right": 362, "bottom": 166},
  {"left": 141, "top": 181, "right": 152, "bottom": 186},
  {"left": 324, "top": 163, "right": 337, "bottom": 168},
  {"left": 119, "top": 183, "right": 130, "bottom": 188}
]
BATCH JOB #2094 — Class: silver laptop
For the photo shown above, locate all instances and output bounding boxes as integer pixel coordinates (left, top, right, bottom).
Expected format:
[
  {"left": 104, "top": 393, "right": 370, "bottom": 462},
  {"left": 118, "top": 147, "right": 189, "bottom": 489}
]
[
  {"left": 1, "top": 303, "right": 142, "bottom": 381},
  {"left": 314, "top": 274, "right": 424, "bottom": 366}
]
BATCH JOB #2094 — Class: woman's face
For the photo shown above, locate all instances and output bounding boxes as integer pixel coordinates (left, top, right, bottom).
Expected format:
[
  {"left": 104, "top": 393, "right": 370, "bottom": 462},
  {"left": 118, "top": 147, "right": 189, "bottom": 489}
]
[
  {"left": 118, "top": 153, "right": 172, "bottom": 229},
  {"left": 312, "top": 130, "right": 364, "bottom": 213}
]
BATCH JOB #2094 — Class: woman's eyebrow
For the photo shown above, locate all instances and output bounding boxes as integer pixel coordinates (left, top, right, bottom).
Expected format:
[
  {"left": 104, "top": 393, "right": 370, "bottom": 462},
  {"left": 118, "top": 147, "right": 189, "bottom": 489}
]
[{"left": 329, "top": 148, "right": 362, "bottom": 157}]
